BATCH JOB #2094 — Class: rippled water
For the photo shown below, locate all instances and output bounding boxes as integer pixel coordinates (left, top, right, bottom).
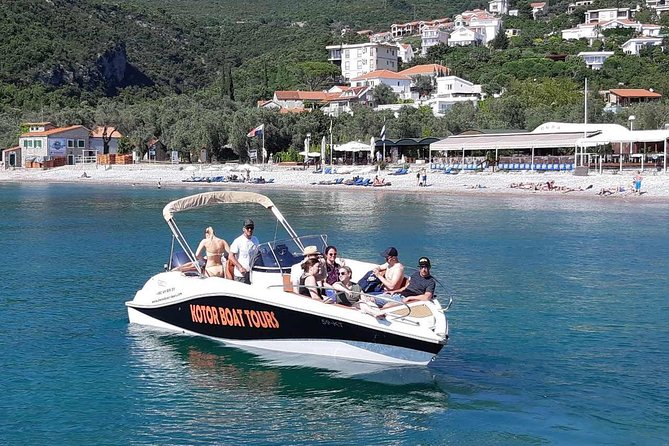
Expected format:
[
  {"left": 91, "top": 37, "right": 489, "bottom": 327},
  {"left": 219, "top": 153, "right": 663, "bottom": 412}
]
[{"left": 1, "top": 183, "right": 668, "bottom": 444}]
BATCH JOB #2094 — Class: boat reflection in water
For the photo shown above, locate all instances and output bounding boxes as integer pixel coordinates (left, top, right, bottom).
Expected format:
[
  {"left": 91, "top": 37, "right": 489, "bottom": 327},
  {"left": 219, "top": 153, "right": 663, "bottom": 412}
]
[{"left": 127, "top": 325, "right": 444, "bottom": 390}]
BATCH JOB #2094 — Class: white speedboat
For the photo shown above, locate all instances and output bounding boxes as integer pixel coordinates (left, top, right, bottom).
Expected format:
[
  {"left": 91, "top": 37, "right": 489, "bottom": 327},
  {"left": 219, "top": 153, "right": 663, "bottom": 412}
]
[{"left": 126, "top": 191, "right": 452, "bottom": 366}]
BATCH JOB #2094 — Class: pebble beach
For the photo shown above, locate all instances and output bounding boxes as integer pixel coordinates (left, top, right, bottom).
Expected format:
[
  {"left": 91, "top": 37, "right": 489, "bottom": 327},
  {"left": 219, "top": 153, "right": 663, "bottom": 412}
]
[{"left": 2, "top": 163, "right": 668, "bottom": 200}]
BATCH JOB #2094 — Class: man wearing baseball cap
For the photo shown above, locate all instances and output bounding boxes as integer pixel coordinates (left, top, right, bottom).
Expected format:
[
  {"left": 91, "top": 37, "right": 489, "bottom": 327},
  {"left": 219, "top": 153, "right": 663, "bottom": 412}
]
[
  {"left": 375, "top": 256, "right": 436, "bottom": 308},
  {"left": 399, "top": 257, "right": 436, "bottom": 303},
  {"left": 373, "top": 247, "right": 405, "bottom": 292},
  {"left": 229, "top": 218, "right": 259, "bottom": 284}
]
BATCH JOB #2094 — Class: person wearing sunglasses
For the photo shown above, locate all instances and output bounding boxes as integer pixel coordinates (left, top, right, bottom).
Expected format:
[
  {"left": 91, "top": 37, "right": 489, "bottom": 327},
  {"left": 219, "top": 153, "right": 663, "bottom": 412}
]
[
  {"left": 331, "top": 265, "right": 361, "bottom": 306},
  {"left": 324, "top": 245, "right": 343, "bottom": 285},
  {"left": 229, "top": 218, "right": 259, "bottom": 284}
]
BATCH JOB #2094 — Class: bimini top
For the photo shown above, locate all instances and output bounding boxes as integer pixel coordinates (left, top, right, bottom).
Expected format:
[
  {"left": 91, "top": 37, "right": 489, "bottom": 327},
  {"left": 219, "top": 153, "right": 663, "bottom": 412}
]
[{"left": 162, "top": 191, "right": 276, "bottom": 222}]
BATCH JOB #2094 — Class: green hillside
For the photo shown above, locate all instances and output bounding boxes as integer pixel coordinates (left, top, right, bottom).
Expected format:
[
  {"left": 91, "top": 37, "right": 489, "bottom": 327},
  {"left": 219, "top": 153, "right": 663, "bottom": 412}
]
[{"left": 2, "top": 0, "right": 669, "bottom": 157}]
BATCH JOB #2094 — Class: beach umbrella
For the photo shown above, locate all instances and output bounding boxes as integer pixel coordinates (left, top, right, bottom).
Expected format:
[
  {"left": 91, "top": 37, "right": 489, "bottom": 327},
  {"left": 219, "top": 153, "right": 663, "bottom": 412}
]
[
  {"left": 370, "top": 136, "right": 375, "bottom": 160},
  {"left": 299, "top": 151, "right": 321, "bottom": 158}
]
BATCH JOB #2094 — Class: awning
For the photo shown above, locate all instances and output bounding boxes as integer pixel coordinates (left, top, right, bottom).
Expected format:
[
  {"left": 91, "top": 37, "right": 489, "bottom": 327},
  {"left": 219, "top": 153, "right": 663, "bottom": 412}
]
[{"left": 431, "top": 131, "right": 600, "bottom": 151}]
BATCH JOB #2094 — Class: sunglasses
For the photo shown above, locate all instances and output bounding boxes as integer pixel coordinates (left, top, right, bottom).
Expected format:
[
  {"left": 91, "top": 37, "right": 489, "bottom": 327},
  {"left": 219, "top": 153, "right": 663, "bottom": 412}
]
[
  {"left": 327, "top": 252, "right": 337, "bottom": 256},
  {"left": 244, "top": 226, "right": 254, "bottom": 231},
  {"left": 419, "top": 265, "right": 429, "bottom": 269},
  {"left": 338, "top": 271, "right": 349, "bottom": 275}
]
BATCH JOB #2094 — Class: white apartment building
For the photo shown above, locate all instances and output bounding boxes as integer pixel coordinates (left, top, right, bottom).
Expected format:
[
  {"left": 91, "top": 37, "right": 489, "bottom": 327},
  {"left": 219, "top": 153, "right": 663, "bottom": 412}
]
[
  {"left": 421, "top": 26, "right": 449, "bottom": 55},
  {"left": 448, "top": 26, "right": 485, "bottom": 46},
  {"left": 397, "top": 43, "right": 415, "bottom": 63},
  {"left": 422, "top": 76, "right": 482, "bottom": 116},
  {"left": 452, "top": 9, "right": 502, "bottom": 45},
  {"left": 326, "top": 42, "right": 399, "bottom": 80},
  {"left": 488, "top": 0, "right": 509, "bottom": 15},
  {"left": 577, "top": 51, "right": 614, "bottom": 70},
  {"left": 350, "top": 70, "right": 412, "bottom": 100},
  {"left": 562, "top": 19, "right": 661, "bottom": 42},
  {"left": 622, "top": 37, "right": 663, "bottom": 55},
  {"left": 584, "top": 7, "right": 633, "bottom": 24},
  {"left": 567, "top": 0, "right": 594, "bottom": 14},
  {"left": 646, "top": 0, "right": 669, "bottom": 14}
]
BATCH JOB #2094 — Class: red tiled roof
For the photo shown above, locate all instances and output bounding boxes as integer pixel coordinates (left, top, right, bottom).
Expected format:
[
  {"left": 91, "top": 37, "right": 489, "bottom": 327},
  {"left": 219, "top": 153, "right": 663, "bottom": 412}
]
[
  {"left": 610, "top": 88, "right": 662, "bottom": 98},
  {"left": 90, "top": 126, "right": 122, "bottom": 138},
  {"left": 20, "top": 125, "right": 87, "bottom": 137},
  {"left": 275, "top": 90, "right": 327, "bottom": 101},
  {"left": 351, "top": 70, "right": 411, "bottom": 81},
  {"left": 400, "top": 64, "right": 450, "bottom": 76}
]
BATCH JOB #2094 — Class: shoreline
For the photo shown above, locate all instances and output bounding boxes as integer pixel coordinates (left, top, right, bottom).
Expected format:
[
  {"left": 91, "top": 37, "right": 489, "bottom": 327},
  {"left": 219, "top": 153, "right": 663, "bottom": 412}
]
[{"left": 1, "top": 163, "right": 668, "bottom": 201}]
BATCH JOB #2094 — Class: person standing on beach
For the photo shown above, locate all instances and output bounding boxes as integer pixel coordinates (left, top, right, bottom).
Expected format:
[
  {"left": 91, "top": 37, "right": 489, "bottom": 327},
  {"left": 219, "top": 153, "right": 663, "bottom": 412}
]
[
  {"left": 416, "top": 170, "right": 421, "bottom": 186},
  {"left": 229, "top": 218, "right": 259, "bottom": 284},
  {"left": 634, "top": 171, "right": 642, "bottom": 193},
  {"left": 421, "top": 168, "right": 427, "bottom": 187}
]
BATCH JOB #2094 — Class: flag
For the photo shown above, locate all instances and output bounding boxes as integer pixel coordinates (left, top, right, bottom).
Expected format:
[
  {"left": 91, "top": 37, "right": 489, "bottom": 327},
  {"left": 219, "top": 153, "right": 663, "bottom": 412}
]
[
  {"left": 380, "top": 124, "right": 386, "bottom": 141},
  {"left": 247, "top": 124, "right": 264, "bottom": 138}
]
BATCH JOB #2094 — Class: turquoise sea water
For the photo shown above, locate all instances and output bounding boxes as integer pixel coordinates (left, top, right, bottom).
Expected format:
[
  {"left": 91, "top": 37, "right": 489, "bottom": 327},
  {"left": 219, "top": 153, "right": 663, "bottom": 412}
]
[{"left": 1, "top": 183, "right": 668, "bottom": 445}]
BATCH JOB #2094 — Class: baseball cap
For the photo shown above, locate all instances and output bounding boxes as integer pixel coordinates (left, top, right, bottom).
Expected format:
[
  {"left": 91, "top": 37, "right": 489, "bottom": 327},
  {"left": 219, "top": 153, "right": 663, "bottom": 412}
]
[
  {"left": 243, "top": 218, "right": 255, "bottom": 228},
  {"left": 417, "top": 257, "right": 431, "bottom": 268},
  {"left": 381, "top": 247, "right": 398, "bottom": 258}
]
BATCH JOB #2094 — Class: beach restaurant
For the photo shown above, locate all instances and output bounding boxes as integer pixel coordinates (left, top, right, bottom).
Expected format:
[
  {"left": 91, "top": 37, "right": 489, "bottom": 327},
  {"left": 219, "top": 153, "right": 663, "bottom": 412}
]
[{"left": 429, "top": 122, "right": 669, "bottom": 173}]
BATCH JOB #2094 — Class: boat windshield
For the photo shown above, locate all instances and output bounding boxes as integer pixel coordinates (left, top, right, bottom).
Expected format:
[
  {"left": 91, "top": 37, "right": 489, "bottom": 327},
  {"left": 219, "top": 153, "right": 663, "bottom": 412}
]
[{"left": 252, "top": 235, "right": 328, "bottom": 272}]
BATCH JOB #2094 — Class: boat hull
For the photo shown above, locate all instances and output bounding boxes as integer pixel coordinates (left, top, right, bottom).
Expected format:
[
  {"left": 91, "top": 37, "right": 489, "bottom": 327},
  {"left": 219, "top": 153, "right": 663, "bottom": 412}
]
[{"left": 127, "top": 294, "right": 444, "bottom": 365}]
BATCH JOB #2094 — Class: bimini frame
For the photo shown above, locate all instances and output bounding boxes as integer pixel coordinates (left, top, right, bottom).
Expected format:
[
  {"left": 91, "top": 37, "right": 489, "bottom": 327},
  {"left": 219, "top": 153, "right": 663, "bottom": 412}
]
[{"left": 162, "top": 191, "right": 303, "bottom": 274}]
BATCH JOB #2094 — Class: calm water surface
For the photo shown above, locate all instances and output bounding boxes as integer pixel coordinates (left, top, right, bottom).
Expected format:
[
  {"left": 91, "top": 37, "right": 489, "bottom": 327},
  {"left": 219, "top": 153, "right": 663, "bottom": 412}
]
[{"left": 1, "top": 183, "right": 668, "bottom": 445}]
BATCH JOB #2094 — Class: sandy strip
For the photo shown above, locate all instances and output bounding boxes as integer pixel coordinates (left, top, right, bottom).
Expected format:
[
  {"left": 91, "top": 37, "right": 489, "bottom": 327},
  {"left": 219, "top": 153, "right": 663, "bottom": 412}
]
[{"left": 1, "top": 163, "right": 668, "bottom": 200}]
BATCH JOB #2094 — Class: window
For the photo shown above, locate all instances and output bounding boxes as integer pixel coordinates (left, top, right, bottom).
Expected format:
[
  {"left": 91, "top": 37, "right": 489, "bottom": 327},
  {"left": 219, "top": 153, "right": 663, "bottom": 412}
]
[
  {"left": 67, "top": 139, "right": 75, "bottom": 148},
  {"left": 26, "top": 140, "right": 33, "bottom": 148},
  {"left": 22, "top": 140, "right": 28, "bottom": 148},
  {"left": 77, "top": 139, "right": 85, "bottom": 148},
  {"left": 345, "top": 62, "right": 350, "bottom": 69},
  {"left": 35, "top": 140, "right": 42, "bottom": 148}
]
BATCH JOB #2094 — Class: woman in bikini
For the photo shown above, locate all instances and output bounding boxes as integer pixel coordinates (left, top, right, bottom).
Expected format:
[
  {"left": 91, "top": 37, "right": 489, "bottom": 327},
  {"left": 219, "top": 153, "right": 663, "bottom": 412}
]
[{"left": 195, "top": 226, "right": 230, "bottom": 277}]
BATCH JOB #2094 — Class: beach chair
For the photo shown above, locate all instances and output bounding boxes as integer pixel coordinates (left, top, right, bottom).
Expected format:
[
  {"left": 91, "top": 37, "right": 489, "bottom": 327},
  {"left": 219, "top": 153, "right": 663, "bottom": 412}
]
[
  {"left": 443, "top": 167, "right": 452, "bottom": 174},
  {"left": 324, "top": 167, "right": 332, "bottom": 174}
]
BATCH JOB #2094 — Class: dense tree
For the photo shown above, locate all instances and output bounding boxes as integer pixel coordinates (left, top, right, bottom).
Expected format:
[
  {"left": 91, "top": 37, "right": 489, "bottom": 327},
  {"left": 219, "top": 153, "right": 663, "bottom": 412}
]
[{"left": 372, "top": 84, "right": 397, "bottom": 105}]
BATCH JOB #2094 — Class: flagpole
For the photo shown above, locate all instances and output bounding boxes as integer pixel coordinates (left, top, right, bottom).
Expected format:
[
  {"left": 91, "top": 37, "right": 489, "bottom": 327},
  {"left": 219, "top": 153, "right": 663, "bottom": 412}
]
[
  {"left": 262, "top": 124, "right": 265, "bottom": 165},
  {"left": 329, "top": 119, "right": 333, "bottom": 167}
]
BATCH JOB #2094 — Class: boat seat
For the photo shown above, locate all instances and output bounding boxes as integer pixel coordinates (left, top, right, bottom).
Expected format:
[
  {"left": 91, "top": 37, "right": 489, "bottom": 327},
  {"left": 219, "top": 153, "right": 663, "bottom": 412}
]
[{"left": 387, "top": 303, "right": 433, "bottom": 318}]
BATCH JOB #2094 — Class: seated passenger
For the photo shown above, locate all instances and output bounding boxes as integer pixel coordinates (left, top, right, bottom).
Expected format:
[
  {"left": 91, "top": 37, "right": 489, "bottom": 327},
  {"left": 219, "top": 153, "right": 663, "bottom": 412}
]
[
  {"left": 374, "top": 257, "right": 436, "bottom": 309},
  {"left": 331, "top": 265, "right": 361, "bottom": 306},
  {"left": 324, "top": 245, "right": 343, "bottom": 285},
  {"left": 298, "top": 258, "right": 324, "bottom": 301},
  {"left": 373, "top": 247, "right": 405, "bottom": 292},
  {"left": 291, "top": 245, "right": 326, "bottom": 287},
  {"left": 195, "top": 226, "right": 230, "bottom": 278}
]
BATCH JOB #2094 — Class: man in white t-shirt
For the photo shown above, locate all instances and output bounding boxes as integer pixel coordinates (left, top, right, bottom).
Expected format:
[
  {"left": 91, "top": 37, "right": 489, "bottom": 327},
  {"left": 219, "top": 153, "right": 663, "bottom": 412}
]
[{"left": 229, "top": 218, "right": 259, "bottom": 284}]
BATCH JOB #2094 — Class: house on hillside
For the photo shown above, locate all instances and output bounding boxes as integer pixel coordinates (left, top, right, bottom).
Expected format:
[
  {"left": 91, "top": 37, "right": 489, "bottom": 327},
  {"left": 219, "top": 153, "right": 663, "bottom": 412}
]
[
  {"left": 606, "top": 88, "right": 662, "bottom": 108},
  {"left": 646, "top": 0, "right": 669, "bottom": 15},
  {"left": 397, "top": 43, "right": 415, "bottom": 63},
  {"left": 584, "top": 7, "right": 633, "bottom": 24},
  {"left": 320, "top": 86, "right": 372, "bottom": 117},
  {"left": 422, "top": 76, "right": 483, "bottom": 116},
  {"left": 448, "top": 10, "right": 500, "bottom": 46},
  {"left": 2, "top": 146, "right": 21, "bottom": 169},
  {"left": 577, "top": 51, "right": 614, "bottom": 70},
  {"left": 90, "top": 126, "right": 123, "bottom": 155},
  {"left": 421, "top": 26, "right": 449, "bottom": 55},
  {"left": 567, "top": 0, "right": 594, "bottom": 14},
  {"left": 622, "top": 37, "right": 663, "bottom": 55},
  {"left": 326, "top": 42, "right": 399, "bottom": 80},
  {"left": 18, "top": 122, "right": 91, "bottom": 168},
  {"left": 273, "top": 90, "right": 328, "bottom": 110},
  {"left": 562, "top": 19, "right": 660, "bottom": 43},
  {"left": 489, "top": 0, "right": 509, "bottom": 15},
  {"left": 531, "top": 2, "right": 547, "bottom": 19},
  {"left": 350, "top": 70, "right": 412, "bottom": 100}
]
